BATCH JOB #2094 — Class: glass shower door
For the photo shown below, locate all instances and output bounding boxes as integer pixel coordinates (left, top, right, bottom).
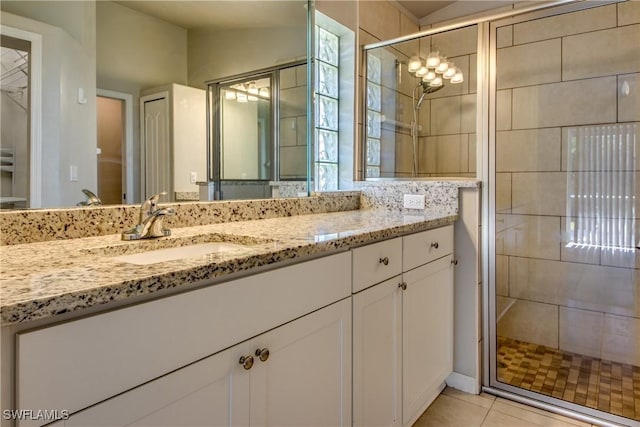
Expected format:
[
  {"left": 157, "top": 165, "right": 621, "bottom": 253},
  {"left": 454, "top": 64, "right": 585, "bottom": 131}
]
[{"left": 490, "top": 2, "right": 640, "bottom": 425}]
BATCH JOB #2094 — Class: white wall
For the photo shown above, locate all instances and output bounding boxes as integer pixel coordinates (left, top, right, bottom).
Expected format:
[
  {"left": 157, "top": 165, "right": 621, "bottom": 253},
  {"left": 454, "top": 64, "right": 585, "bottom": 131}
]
[
  {"left": 97, "top": 1, "right": 188, "bottom": 203},
  {"left": 222, "top": 99, "right": 259, "bottom": 179},
  {"left": 172, "top": 84, "right": 206, "bottom": 193},
  {"left": 188, "top": 26, "right": 306, "bottom": 87},
  {"left": 0, "top": 6, "right": 97, "bottom": 208}
]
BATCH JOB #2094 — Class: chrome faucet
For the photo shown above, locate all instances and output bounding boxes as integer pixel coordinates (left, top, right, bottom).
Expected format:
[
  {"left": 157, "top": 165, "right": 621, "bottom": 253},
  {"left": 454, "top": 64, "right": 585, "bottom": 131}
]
[
  {"left": 121, "top": 192, "right": 175, "bottom": 240},
  {"left": 77, "top": 189, "right": 102, "bottom": 206}
]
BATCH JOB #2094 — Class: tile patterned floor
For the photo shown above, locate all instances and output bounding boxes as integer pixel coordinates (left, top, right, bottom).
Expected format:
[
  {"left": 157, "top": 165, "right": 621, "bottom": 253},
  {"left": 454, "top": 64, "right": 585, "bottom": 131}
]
[
  {"left": 413, "top": 387, "right": 596, "bottom": 427},
  {"left": 497, "top": 336, "right": 640, "bottom": 422}
]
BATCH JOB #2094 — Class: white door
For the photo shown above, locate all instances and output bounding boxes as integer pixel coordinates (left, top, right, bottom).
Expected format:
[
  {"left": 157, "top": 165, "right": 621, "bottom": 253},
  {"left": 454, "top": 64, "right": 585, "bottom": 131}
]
[
  {"left": 353, "top": 276, "right": 403, "bottom": 427},
  {"left": 402, "top": 255, "right": 454, "bottom": 427},
  {"left": 249, "top": 298, "right": 352, "bottom": 427},
  {"left": 61, "top": 345, "right": 249, "bottom": 427},
  {"left": 141, "top": 93, "right": 171, "bottom": 201}
]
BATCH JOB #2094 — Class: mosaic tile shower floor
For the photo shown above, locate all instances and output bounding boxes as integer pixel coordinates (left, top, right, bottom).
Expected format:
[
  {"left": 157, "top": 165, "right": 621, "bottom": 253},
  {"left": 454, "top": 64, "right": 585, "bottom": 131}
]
[{"left": 497, "top": 336, "right": 640, "bottom": 422}]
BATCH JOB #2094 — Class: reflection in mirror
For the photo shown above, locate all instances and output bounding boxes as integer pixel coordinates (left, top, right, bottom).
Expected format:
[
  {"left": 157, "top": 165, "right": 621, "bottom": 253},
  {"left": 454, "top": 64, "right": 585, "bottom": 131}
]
[
  {"left": 208, "top": 62, "right": 308, "bottom": 200},
  {"left": 0, "top": 0, "right": 310, "bottom": 209},
  {"left": 0, "top": 35, "right": 30, "bottom": 209},
  {"left": 363, "top": 25, "right": 478, "bottom": 180},
  {"left": 222, "top": 77, "right": 272, "bottom": 181}
]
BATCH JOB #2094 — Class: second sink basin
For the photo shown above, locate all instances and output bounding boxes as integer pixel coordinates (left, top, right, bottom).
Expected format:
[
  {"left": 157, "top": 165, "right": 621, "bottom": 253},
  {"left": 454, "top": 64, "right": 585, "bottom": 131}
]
[{"left": 111, "top": 242, "right": 248, "bottom": 265}]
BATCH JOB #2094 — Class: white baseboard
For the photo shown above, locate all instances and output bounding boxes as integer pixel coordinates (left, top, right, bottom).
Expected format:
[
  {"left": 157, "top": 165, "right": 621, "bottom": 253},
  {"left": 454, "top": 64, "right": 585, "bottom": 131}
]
[{"left": 446, "top": 372, "right": 480, "bottom": 394}]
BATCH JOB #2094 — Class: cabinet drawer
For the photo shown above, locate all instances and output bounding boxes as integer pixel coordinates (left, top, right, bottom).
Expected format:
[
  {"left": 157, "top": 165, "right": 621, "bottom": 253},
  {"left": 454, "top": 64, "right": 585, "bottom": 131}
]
[
  {"left": 352, "top": 238, "right": 402, "bottom": 293},
  {"left": 16, "top": 252, "right": 351, "bottom": 423},
  {"left": 403, "top": 225, "right": 453, "bottom": 271}
]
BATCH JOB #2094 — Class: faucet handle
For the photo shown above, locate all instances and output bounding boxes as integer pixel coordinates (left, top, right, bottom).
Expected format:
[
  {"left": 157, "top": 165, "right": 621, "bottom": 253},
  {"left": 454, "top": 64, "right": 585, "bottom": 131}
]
[
  {"left": 140, "top": 191, "right": 168, "bottom": 219},
  {"left": 146, "top": 191, "right": 167, "bottom": 206}
]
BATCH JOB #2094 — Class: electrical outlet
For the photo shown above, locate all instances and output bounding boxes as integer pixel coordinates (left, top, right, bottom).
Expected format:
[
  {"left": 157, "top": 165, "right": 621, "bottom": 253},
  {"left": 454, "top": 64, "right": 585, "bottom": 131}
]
[
  {"left": 190, "top": 171, "right": 197, "bottom": 184},
  {"left": 403, "top": 194, "right": 425, "bottom": 210}
]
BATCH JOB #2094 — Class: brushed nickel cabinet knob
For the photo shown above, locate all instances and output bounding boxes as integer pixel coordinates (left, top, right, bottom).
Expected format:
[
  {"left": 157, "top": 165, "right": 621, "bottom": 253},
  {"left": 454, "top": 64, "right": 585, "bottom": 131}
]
[
  {"left": 239, "top": 355, "right": 254, "bottom": 370},
  {"left": 255, "top": 348, "right": 270, "bottom": 362}
]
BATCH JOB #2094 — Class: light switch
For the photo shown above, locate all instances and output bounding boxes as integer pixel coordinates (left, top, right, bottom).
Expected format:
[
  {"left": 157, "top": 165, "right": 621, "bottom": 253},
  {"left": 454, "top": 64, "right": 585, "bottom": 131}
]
[
  {"left": 190, "top": 171, "right": 197, "bottom": 184},
  {"left": 70, "top": 165, "right": 78, "bottom": 182}
]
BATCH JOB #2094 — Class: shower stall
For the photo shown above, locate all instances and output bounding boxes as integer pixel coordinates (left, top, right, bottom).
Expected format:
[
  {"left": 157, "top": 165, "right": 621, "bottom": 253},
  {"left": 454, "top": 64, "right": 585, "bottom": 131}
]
[{"left": 363, "top": 1, "right": 640, "bottom": 425}]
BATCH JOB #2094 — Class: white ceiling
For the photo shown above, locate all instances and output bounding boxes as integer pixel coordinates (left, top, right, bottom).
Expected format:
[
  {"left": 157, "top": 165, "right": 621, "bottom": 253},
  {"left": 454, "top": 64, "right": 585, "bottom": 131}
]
[
  {"left": 396, "top": 1, "right": 517, "bottom": 25},
  {"left": 115, "top": 1, "right": 307, "bottom": 30},
  {"left": 396, "top": 1, "right": 456, "bottom": 21}
]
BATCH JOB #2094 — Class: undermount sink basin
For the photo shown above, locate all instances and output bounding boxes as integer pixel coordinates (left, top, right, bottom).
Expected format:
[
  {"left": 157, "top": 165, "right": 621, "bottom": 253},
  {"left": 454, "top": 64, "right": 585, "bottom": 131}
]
[
  {"left": 82, "top": 233, "right": 274, "bottom": 265},
  {"left": 111, "top": 242, "right": 248, "bottom": 265}
]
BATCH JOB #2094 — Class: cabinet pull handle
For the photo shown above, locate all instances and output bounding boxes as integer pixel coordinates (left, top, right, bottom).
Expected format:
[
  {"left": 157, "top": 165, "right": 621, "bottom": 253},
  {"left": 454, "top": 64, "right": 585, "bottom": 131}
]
[
  {"left": 430, "top": 242, "right": 439, "bottom": 249},
  {"left": 398, "top": 282, "right": 407, "bottom": 290},
  {"left": 379, "top": 257, "right": 389, "bottom": 266},
  {"left": 239, "top": 355, "right": 254, "bottom": 370},
  {"left": 451, "top": 259, "right": 458, "bottom": 266},
  {"left": 255, "top": 348, "right": 270, "bottom": 362}
]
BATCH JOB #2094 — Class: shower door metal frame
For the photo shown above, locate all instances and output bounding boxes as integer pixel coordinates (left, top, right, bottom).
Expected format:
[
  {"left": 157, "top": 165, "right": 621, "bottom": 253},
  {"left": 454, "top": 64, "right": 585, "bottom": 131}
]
[{"left": 483, "top": 2, "right": 637, "bottom": 426}]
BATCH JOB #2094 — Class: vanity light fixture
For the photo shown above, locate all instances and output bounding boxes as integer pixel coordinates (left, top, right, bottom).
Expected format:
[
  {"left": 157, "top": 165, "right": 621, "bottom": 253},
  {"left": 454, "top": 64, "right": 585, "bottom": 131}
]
[
  {"left": 406, "top": 50, "right": 463, "bottom": 94},
  {"left": 435, "top": 58, "right": 449, "bottom": 74},
  {"left": 247, "top": 82, "right": 259, "bottom": 101},
  {"left": 237, "top": 92, "right": 248, "bottom": 102},
  {"left": 443, "top": 66, "right": 456, "bottom": 79},
  {"left": 423, "top": 70, "right": 437, "bottom": 82},
  {"left": 425, "top": 51, "right": 441, "bottom": 68},
  {"left": 259, "top": 87, "right": 269, "bottom": 98},
  {"left": 408, "top": 56, "right": 423, "bottom": 73},
  {"left": 415, "top": 66, "right": 428, "bottom": 78},
  {"left": 224, "top": 90, "right": 236, "bottom": 100},
  {"left": 429, "top": 76, "right": 443, "bottom": 87},
  {"left": 451, "top": 68, "right": 464, "bottom": 84}
]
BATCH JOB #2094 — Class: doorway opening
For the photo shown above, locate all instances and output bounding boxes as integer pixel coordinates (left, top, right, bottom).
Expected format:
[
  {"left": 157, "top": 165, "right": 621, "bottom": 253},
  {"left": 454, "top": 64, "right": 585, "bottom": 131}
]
[
  {"left": 0, "top": 35, "right": 30, "bottom": 209},
  {"left": 96, "top": 89, "right": 133, "bottom": 205}
]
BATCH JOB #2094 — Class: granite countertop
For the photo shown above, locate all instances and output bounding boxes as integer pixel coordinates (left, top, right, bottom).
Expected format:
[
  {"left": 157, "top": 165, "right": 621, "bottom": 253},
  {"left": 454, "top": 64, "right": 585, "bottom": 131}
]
[{"left": 0, "top": 209, "right": 457, "bottom": 326}]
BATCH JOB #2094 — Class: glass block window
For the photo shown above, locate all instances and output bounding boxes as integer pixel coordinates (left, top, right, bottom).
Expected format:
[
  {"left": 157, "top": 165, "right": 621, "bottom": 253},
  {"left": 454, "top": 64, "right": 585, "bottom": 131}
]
[
  {"left": 315, "top": 26, "right": 339, "bottom": 191},
  {"left": 366, "top": 53, "right": 382, "bottom": 178}
]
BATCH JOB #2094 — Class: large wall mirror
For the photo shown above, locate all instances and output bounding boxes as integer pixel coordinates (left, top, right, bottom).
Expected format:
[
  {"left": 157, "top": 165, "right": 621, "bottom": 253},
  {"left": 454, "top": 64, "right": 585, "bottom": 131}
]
[{"left": 0, "top": 0, "right": 311, "bottom": 209}]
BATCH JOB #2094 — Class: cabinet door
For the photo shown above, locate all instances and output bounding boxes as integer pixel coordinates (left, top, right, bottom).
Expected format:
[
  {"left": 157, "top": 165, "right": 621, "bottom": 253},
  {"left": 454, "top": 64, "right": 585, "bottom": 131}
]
[
  {"left": 402, "top": 255, "right": 454, "bottom": 427},
  {"left": 249, "top": 299, "right": 352, "bottom": 427},
  {"left": 61, "top": 345, "right": 251, "bottom": 427},
  {"left": 353, "top": 276, "right": 402, "bottom": 427}
]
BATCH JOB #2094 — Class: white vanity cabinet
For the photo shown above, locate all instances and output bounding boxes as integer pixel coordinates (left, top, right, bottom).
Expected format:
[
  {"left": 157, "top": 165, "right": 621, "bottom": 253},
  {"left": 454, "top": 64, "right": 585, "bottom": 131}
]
[
  {"left": 401, "top": 254, "right": 454, "bottom": 426},
  {"left": 56, "top": 298, "right": 352, "bottom": 427},
  {"left": 15, "top": 252, "right": 351, "bottom": 427},
  {"left": 353, "top": 275, "right": 403, "bottom": 427},
  {"left": 352, "top": 225, "right": 454, "bottom": 427}
]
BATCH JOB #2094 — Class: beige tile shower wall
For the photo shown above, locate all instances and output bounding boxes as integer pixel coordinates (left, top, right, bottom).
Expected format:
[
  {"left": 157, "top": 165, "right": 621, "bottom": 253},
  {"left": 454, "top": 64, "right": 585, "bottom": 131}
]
[
  {"left": 418, "top": 26, "right": 478, "bottom": 177},
  {"left": 279, "top": 64, "right": 307, "bottom": 179},
  {"left": 357, "top": 1, "right": 419, "bottom": 178},
  {"left": 495, "top": 2, "right": 640, "bottom": 365}
]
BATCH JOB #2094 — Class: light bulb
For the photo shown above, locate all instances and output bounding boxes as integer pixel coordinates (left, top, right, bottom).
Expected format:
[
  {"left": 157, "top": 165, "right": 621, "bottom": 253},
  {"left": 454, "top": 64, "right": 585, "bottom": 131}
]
[
  {"left": 248, "top": 82, "right": 259, "bottom": 96},
  {"left": 224, "top": 90, "right": 236, "bottom": 100},
  {"left": 408, "top": 56, "right": 423, "bottom": 73},
  {"left": 426, "top": 51, "right": 441, "bottom": 68},
  {"left": 451, "top": 68, "right": 464, "bottom": 84},
  {"left": 259, "top": 87, "right": 269, "bottom": 98},
  {"left": 443, "top": 63, "right": 456, "bottom": 79},
  {"left": 435, "top": 57, "right": 449, "bottom": 73},
  {"left": 415, "top": 66, "right": 428, "bottom": 77},
  {"left": 237, "top": 92, "right": 248, "bottom": 102},
  {"left": 429, "top": 76, "right": 443, "bottom": 87},
  {"left": 422, "top": 71, "right": 437, "bottom": 82}
]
